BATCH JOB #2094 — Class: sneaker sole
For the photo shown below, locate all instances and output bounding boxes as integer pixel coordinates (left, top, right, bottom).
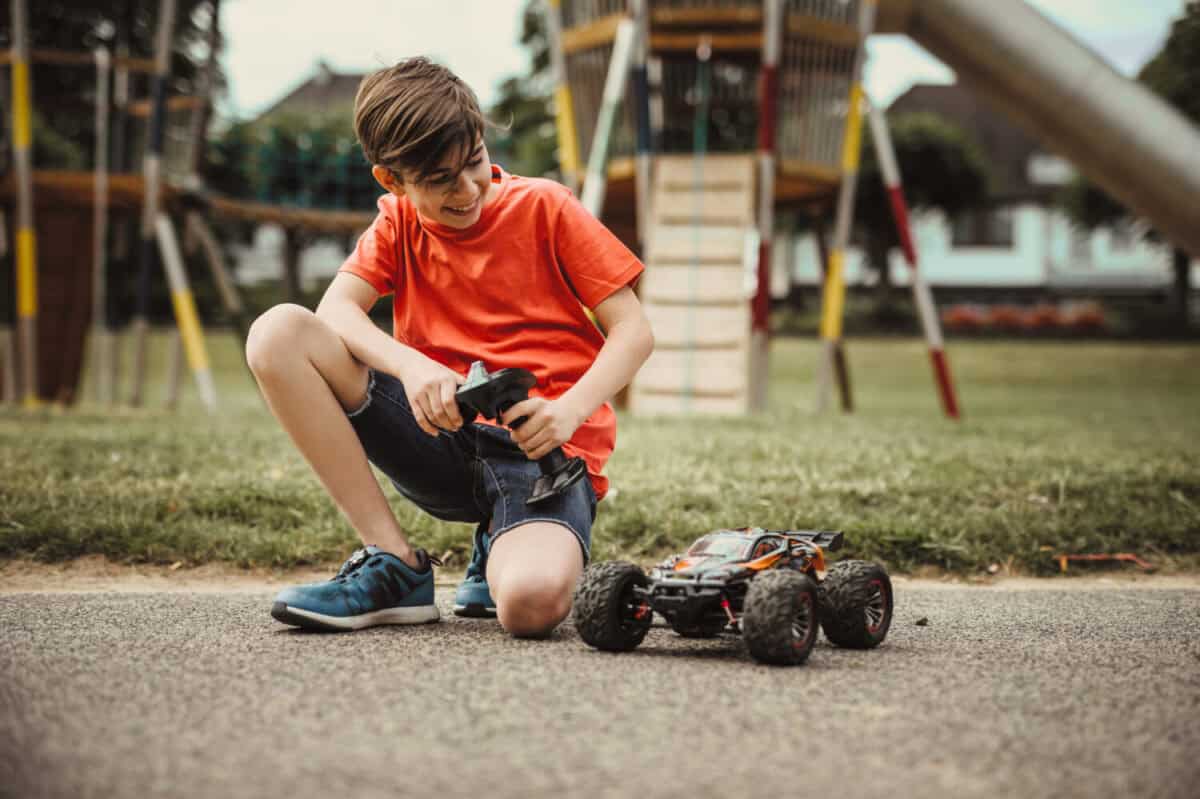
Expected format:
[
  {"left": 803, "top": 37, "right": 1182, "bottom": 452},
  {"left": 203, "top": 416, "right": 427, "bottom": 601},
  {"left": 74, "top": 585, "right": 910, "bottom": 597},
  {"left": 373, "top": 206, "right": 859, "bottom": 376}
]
[
  {"left": 453, "top": 602, "right": 497, "bottom": 619},
  {"left": 271, "top": 602, "right": 440, "bottom": 631}
]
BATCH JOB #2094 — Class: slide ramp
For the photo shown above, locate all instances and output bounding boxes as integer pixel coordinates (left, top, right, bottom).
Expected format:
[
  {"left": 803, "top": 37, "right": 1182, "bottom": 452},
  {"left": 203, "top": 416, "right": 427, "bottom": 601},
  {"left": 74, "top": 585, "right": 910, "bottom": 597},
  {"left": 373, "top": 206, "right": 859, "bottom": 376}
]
[{"left": 880, "top": 0, "right": 1200, "bottom": 259}]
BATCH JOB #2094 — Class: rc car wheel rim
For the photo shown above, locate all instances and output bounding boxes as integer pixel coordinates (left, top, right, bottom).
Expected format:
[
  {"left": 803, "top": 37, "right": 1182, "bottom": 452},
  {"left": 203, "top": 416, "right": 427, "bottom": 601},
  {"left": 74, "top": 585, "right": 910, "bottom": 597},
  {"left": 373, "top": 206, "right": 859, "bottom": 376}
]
[
  {"left": 619, "top": 580, "right": 649, "bottom": 632},
  {"left": 864, "top": 579, "right": 887, "bottom": 634},
  {"left": 791, "top": 592, "right": 815, "bottom": 650}
]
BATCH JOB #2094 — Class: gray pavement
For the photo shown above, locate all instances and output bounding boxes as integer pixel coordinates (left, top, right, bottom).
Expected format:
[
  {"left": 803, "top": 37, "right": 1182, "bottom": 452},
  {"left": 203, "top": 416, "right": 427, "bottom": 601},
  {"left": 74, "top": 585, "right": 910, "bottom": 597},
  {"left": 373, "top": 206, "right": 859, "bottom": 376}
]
[{"left": 1, "top": 579, "right": 1198, "bottom": 799}]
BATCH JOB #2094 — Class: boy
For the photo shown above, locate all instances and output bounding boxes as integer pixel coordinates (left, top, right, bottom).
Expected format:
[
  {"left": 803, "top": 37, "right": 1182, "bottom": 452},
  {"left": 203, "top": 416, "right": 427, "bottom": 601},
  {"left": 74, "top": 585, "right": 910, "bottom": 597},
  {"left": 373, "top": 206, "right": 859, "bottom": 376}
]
[{"left": 245, "top": 57, "right": 653, "bottom": 638}]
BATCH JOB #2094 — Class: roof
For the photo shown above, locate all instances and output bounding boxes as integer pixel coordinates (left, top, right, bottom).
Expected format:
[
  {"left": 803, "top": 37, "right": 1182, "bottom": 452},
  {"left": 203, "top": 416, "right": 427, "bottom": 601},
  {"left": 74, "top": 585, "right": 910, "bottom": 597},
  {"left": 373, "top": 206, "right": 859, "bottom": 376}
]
[
  {"left": 888, "top": 83, "right": 1048, "bottom": 202},
  {"left": 255, "top": 61, "right": 365, "bottom": 122}
]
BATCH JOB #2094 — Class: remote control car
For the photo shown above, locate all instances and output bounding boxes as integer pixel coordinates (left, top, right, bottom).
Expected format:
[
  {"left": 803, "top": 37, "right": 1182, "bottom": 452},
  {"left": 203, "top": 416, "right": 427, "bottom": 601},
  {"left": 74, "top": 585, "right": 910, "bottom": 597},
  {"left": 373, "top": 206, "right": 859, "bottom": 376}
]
[{"left": 573, "top": 527, "right": 893, "bottom": 666}]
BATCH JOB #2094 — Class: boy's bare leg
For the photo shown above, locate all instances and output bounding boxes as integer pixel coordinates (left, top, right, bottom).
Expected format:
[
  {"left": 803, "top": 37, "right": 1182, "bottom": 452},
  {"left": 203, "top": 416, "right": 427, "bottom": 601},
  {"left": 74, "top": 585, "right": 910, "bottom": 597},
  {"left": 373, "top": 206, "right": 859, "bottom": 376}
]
[
  {"left": 245, "top": 303, "right": 417, "bottom": 566},
  {"left": 486, "top": 521, "right": 585, "bottom": 637}
]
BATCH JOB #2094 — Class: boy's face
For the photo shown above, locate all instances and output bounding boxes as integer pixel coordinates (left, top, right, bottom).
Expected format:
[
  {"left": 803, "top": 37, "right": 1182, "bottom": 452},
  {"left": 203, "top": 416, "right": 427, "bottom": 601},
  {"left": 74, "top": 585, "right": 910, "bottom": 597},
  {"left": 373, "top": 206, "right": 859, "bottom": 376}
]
[{"left": 373, "top": 140, "right": 496, "bottom": 230}]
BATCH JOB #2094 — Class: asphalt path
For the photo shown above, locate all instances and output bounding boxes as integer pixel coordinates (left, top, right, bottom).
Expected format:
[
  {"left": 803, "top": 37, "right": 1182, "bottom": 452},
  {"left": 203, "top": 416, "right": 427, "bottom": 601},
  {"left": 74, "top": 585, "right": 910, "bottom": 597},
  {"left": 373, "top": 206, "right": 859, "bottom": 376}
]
[{"left": 1, "top": 577, "right": 1198, "bottom": 799}]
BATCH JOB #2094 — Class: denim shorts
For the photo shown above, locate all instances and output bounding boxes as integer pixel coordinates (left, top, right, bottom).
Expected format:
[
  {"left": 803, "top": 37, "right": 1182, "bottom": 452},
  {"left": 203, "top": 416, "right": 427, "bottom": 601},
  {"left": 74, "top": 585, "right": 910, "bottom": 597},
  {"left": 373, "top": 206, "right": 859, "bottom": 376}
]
[{"left": 346, "top": 369, "right": 596, "bottom": 561}]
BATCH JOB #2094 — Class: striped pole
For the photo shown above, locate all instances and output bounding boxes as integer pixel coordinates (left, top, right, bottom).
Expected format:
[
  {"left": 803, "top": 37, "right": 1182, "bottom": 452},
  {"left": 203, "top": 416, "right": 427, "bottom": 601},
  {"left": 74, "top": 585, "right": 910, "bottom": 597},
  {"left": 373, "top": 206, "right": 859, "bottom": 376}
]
[
  {"left": 130, "top": 0, "right": 177, "bottom": 407},
  {"left": 751, "top": 0, "right": 784, "bottom": 413},
  {"left": 866, "top": 97, "right": 961, "bottom": 419},
  {"left": 10, "top": 0, "right": 38, "bottom": 408},
  {"left": 0, "top": 206, "right": 14, "bottom": 405},
  {"left": 155, "top": 213, "right": 216, "bottom": 411},
  {"left": 815, "top": 0, "right": 877, "bottom": 413},
  {"left": 580, "top": 19, "right": 636, "bottom": 217},
  {"left": 92, "top": 47, "right": 114, "bottom": 405},
  {"left": 544, "top": 0, "right": 582, "bottom": 193},
  {"left": 108, "top": 1, "right": 134, "bottom": 403},
  {"left": 630, "top": 0, "right": 652, "bottom": 249}
]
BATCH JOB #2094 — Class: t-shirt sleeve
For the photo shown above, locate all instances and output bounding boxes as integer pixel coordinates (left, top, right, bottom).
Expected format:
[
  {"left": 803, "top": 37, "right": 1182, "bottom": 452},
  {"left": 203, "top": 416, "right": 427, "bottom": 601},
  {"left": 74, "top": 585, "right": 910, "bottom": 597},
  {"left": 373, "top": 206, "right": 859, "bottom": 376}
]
[
  {"left": 338, "top": 195, "right": 399, "bottom": 296},
  {"left": 552, "top": 190, "right": 644, "bottom": 309}
]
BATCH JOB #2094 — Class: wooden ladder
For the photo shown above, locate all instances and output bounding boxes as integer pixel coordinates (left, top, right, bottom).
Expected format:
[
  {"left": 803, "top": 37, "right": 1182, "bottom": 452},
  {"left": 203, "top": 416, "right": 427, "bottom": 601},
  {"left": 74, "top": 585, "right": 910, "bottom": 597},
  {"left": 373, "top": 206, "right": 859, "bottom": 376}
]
[{"left": 631, "top": 154, "right": 757, "bottom": 415}]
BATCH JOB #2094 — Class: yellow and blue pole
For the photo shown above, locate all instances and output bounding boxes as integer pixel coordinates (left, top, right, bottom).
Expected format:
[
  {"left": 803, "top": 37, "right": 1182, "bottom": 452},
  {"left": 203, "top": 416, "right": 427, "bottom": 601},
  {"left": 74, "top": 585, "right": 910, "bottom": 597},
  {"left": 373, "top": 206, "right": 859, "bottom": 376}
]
[
  {"left": 130, "top": 0, "right": 177, "bottom": 407},
  {"left": 10, "top": 0, "right": 38, "bottom": 408},
  {"left": 815, "top": 0, "right": 877, "bottom": 413},
  {"left": 544, "top": 0, "right": 582, "bottom": 193}
]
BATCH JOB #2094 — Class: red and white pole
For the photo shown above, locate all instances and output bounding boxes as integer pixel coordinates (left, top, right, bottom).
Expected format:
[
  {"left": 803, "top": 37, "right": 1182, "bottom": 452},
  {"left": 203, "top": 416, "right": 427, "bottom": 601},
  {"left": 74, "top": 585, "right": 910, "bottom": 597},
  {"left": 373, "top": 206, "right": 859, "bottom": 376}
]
[
  {"left": 865, "top": 97, "right": 961, "bottom": 419},
  {"left": 750, "top": 0, "right": 784, "bottom": 412}
]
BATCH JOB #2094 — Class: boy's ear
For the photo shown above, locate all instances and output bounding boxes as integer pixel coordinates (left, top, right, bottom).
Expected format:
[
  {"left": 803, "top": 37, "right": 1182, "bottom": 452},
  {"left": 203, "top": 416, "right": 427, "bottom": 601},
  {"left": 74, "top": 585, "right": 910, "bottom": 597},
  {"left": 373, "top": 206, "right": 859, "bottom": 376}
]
[{"left": 371, "top": 164, "right": 403, "bottom": 195}]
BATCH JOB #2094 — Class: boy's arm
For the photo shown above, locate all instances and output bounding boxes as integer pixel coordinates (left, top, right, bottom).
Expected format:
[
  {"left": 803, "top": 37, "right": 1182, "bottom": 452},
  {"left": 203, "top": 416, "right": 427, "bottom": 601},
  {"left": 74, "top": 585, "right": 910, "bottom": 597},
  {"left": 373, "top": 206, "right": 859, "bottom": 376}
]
[
  {"left": 503, "top": 285, "right": 654, "bottom": 461},
  {"left": 317, "top": 272, "right": 464, "bottom": 434},
  {"left": 561, "top": 286, "right": 654, "bottom": 420}
]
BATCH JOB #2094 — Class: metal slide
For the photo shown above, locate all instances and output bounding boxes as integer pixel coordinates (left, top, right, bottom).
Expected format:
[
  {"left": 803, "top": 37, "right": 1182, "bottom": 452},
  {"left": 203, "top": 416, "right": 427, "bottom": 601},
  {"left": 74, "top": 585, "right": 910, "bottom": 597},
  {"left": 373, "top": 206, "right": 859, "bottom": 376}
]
[{"left": 878, "top": 0, "right": 1200, "bottom": 259}]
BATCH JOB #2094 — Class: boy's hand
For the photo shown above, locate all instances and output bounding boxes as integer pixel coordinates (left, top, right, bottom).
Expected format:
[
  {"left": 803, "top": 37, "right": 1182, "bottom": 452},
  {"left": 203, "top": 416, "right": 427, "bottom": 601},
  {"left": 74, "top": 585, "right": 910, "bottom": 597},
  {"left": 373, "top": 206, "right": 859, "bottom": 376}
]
[
  {"left": 501, "top": 397, "right": 586, "bottom": 461},
  {"left": 397, "top": 355, "right": 465, "bottom": 436}
]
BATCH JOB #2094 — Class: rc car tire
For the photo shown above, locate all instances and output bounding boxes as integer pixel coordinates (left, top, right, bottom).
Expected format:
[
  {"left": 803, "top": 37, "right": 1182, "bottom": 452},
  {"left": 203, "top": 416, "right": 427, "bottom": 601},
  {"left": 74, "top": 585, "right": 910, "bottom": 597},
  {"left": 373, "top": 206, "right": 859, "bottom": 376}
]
[
  {"left": 818, "top": 560, "right": 893, "bottom": 649},
  {"left": 741, "top": 570, "right": 819, "bottom": 666},
  {"left": 573, "top": 561, "right": 653, "bottom": 652}
]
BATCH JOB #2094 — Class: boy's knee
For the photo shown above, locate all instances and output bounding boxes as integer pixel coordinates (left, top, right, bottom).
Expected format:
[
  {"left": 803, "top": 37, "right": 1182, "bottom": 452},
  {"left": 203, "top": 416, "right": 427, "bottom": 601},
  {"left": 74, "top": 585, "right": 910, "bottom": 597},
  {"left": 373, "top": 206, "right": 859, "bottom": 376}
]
[
  {"left": 245, "top": 304, "right": 315, "bottom": 375},
  {"left": 495, "top": 573, "right": 575, "bottom": 638}
]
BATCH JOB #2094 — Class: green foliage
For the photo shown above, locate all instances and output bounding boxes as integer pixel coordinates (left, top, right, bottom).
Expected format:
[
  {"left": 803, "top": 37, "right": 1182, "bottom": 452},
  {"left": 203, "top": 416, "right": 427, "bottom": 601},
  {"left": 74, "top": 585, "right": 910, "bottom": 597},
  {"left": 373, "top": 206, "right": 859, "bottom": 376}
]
[
  {"left": 1139, "top": 1, "right": 1200, "bottom": 123},
  {"left": 854, "top": 112, "right": 990, "bottom": 281},
  {"left": 1060, "top": 2, "right": 1199, "bottom": 233},
  {"left": 487, "top": 0, "right": 557, "bottom": 177},
  {"left": 2, "top": 333, "right": 1198, "bottom": 575}
]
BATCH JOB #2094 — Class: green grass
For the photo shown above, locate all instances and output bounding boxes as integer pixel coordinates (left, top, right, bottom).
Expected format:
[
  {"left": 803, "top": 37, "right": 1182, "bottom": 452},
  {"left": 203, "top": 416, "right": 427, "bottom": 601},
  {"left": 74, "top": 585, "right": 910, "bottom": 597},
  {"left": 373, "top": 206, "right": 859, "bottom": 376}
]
[{"left": 2, "top": 331, "right": 1198, "bottom": 574}]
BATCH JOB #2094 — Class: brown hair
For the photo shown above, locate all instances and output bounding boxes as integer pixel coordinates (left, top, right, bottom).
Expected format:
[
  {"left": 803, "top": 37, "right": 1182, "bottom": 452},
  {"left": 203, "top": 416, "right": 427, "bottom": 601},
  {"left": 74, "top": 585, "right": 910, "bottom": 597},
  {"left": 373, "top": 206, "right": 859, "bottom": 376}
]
[{"left": 353, "top": 57, "right": 485, "bottom": 182}]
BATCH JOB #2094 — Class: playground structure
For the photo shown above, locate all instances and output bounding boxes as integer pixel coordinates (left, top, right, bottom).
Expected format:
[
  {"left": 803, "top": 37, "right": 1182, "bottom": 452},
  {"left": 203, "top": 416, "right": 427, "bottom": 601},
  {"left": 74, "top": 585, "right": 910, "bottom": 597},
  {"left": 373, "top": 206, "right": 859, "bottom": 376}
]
[
  {"left": 545, "top": 0, "right": 1200, "bottom": 417},
  {"left": 4, "top": 0, "right": 1200, "bottom": 416},
  {"left": 0, "top": 0, "right": 376, "bottom": 411}
]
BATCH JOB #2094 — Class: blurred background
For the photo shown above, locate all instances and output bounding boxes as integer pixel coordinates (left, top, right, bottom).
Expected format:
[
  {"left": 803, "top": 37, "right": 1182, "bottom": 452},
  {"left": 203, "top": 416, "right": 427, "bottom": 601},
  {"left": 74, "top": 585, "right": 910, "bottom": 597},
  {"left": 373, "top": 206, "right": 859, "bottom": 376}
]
[
  {"left": 0, "top": 1, "right": 1197, "bottom": 574},
  {"left": 2, "top": 0, "right": 1195, "bottom": 350}
]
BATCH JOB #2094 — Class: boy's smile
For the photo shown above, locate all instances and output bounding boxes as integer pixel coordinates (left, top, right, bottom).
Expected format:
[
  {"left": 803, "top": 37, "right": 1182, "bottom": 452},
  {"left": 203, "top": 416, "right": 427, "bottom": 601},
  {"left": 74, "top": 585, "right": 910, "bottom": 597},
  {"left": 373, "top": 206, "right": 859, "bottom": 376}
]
[{"left": 373, "top": 141, "right": 497, "bottom": 230}]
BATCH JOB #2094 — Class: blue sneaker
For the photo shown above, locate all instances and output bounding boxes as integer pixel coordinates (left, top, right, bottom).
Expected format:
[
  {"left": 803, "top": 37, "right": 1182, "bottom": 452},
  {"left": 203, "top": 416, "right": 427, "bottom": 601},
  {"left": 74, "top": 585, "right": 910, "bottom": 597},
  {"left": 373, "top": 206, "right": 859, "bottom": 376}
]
[
  {"left": 271, "top": 546, "right": 440, "bottom": 631},
  {"left": 453, "top": 524, "right": 496, "bottom": 618}
]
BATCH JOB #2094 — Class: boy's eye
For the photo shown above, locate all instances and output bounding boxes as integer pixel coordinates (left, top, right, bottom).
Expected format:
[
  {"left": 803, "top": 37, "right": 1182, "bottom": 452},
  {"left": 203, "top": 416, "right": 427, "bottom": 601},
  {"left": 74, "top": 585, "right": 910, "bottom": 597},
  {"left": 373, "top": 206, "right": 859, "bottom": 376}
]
[{"left": 466, "top": 157, "right": 483, "bottom": 167}]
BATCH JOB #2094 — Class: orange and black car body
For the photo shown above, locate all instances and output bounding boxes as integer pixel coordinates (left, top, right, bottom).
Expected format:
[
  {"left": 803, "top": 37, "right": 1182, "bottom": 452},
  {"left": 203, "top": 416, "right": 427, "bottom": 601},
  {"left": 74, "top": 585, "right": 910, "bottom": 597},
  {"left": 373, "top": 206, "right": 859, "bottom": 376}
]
[{"left": 640, "top": 527, "right": 842, "bottom": 636}]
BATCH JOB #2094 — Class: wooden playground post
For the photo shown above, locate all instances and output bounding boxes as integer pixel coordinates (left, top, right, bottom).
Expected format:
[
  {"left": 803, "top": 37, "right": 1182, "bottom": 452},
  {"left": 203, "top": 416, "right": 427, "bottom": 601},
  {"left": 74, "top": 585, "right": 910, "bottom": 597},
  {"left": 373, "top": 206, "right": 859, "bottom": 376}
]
[
  {"left": 92, "top": 47, "right": 114, "bottom": 405},
  {"left": 814, "top": 0, "right": 877, "bottom": 413},
  {"left": 130, "top": 0, "right": 177, "bottom": 407},
  {"left": 580, "top": 19, "right": 637, "bottom": 218},
  {"left": 751, "top": 0, "right": 784, "bottom": 413},
  {"left": 630, "top": 0, "right": 652, "bottom": 250},
  {"left": 865, "top": 95, "right": 961, "bottom": 419},
  {"left": 0, "top": 204, "right": 12, "bottom": 405},
  {"left": 544, "top": 0, "right": 582, "bottom": 193},
  {"left": 10, "top": 0, "right": 38, "bottom": 408}
]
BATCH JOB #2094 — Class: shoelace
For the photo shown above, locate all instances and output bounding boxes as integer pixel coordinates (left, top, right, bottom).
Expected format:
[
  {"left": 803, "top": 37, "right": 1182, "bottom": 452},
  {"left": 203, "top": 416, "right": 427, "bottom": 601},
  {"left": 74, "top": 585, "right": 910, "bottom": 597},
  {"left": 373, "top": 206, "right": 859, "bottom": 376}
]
[{"left": 334, "top": 547, "right": 442, "bottom": 583}]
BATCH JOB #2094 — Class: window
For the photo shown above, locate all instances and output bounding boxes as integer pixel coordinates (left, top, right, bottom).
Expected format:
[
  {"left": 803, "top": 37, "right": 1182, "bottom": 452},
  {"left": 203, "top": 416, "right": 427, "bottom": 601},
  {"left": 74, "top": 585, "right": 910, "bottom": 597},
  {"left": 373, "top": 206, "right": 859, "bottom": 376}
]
[{"left": 951, "top": 207, "right": 1016, "bottom": 249}]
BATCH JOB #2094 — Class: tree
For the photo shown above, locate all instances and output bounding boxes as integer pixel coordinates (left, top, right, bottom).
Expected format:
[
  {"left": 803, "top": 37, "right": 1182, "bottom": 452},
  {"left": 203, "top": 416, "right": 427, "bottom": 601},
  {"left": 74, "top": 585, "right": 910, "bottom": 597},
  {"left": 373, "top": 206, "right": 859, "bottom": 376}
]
[
  {"left": 1061, "top": 2, "right": 1199, "bottom": 331},
  {"left": 487, "top": 0, "right": 557, "bottom": 178},
  {"left": 853, "top": 112, "right": 990, "bottom": 308}
]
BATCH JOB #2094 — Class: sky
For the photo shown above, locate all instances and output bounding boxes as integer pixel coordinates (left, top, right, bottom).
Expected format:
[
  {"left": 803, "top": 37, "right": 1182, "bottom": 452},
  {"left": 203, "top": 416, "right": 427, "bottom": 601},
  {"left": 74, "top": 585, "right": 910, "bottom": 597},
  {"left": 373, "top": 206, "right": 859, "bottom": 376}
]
[{"left": 218, "top": 0, "right": 1187, "bottom": 120}]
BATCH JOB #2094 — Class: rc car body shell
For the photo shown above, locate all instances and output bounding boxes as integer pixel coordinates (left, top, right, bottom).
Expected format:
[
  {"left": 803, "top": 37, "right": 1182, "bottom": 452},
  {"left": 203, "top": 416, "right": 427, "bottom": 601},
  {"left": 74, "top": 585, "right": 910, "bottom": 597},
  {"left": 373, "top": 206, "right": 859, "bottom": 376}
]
[{"left": 641, "top": 527, "right": 842, "bottom": 635}]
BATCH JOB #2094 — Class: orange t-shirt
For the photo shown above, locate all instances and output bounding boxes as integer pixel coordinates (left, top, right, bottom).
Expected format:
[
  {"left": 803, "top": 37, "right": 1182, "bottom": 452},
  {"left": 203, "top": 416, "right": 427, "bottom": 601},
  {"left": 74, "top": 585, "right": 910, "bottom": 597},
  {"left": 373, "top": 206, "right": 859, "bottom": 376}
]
[{"left": 339, "top": 166, "right": 644, "bottom": 500}]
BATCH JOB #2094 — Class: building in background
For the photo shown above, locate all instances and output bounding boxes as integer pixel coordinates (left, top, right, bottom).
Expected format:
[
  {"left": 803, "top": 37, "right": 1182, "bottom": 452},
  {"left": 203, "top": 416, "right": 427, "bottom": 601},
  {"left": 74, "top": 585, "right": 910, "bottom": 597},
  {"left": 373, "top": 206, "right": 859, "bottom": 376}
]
[{"left": 782, "top": 83, "right": 1193, "bottom": 301}]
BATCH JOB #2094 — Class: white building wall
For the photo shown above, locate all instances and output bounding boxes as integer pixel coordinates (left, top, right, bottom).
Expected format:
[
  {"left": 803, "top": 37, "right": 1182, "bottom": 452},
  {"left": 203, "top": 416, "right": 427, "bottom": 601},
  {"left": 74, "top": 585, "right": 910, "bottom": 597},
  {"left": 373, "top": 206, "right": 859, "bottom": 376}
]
[{"left": 776, "top": 203, "right": 1189, "bottom": 294}]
